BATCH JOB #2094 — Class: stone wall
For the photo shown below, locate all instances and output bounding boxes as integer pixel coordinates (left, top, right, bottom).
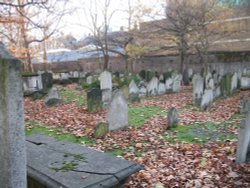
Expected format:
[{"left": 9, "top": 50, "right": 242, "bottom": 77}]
[{"left": 32, "top": 54, "right": 250, "bottom": 74}]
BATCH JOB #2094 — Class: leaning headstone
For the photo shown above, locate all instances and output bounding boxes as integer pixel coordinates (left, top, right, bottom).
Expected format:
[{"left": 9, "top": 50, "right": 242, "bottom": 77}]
[
  {"left": 108, "top": 90, "right": 128, "bottom": 131},
  {"left": 158, "top": 83, "right": 166, "bottom": 95},
  {"left": 240, "top": 77, "right": 250, "bottom": 90},
  {"left": 0, "top": 45, "right": 27, "bottom": 187},
  {"left": 94, "top": 122, "right": 109, "bottom": 138},
  {"left": 87, "top": 88, "right": 103, "bottom": 112},
  {"left": 200, "top": 89, "right": 213, "bottom": 111},
  {"left": 147, "top": 77, "right": 159, "bottom": 96},
  {"left": 167, "top": 107, "right": 179, "bottom": 129},
  {"left": 41, "top": 72, "right": 53, "bottom": 92},
  {"left": 236, "top": 111, "right": 250, "bottom": 163},
  {"left": 45, "top": 87, "right": 62, "bottom": 106},
  {"left": 231, "top": 72, "right": 238, "bottom": 92},
  {"left": 99, "top": 71, "right": 112, "bottom": 90},
  {"left": 192, "top": 74, "right": 204, "bottom": 105}
]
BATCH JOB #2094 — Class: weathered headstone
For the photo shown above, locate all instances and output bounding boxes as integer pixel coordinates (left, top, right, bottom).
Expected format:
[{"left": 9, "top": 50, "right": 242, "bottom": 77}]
[
  {"left": 102, "top": 89, "right": 112, "bottom": 107},
  {"left": 192, "top": 74, "right": 204, "bottom": 105},
  {"left": 86, "top": 75, "right": 93, "bottom": 85},
  {"left": 99, "top": 71, "right": 112, "bottom": 90},
  {"left": 188, "top": 68, "right": 193, "bottom": 79},
  {"left": 165, "top": 78, "right": 173, "bottom": 92},
  {"left": 207, "top": 78, "right": 215, "bottom": 90},
  {"left": 0, "top": 44, "right": 27, "bottom": 187},
  {"left": 129, "top": 80, "right": 139, "bottom": 95},
  {"left": 201, "top": 89, "right": 214, "bottom": 111},
  {"left": 205, "top": 72, "right": 212, "bottom": 88},
  {"left": 60, "top": 72, "right": 69, "bottom": 80},
  {"left": 158, "top": 83, "right": 166, "bottom": 95},
  {"left": 220, "top": 73, "right": 232, "bottom": 96},
  {"left": 241, "top": 77, "right": 250, "bottom": 90},
  {"left": 94, "top": 122, "right": 109, "bottom": 138},
  {"left": 172, "top": 79, "right": 181, "bottom": 93},
  {"left": 231, "top": 72, "right": 238, "bottom": 92},
  {"left": 108, "top": 90, "right": 128, "bottom": 131},
  {"left": 159, "top": 74, "right": 164, "bottom": 82},
  {"left": 139, "top": 86, "right": 147, "bottom": 97},
  {"left": 87, "top": 88, "right": 103, "bottom": 112},
  {"left": 45, "top": 87, "right": 62, "bottom": 106},
  {"left": 236, "top": 111, "right": 250, "bottom": 163},
  {"left": 182, "top": 68, "right": 190, "bottom": 85},
  {"left": 240, "top": 97, "right": 250, "bottom": 114},
  {"left": 41, "top": 72, "right": 53, "bottom": 92},
  {"left": 167, "top": 107, "right": 179, "bottom": 129},
  {"left": 214, "top": 86, "right": 221, "bottom": 99},
  {"left": 147, "top": 77, "right": 159, "bottom": 96}
]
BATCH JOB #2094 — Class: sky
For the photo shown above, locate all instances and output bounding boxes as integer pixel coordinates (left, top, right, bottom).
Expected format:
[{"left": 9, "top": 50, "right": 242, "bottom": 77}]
[{"left": 60, "top": 0, "right": 165, "bottom": 39}]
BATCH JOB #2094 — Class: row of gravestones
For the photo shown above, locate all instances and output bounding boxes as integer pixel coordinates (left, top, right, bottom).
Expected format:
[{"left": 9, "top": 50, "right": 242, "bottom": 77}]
[
  {"left": 128, "top": 74, "right": 183, "bottom": 102},
  {"left": 193, "top": 70, "right": 250, "bottom": 111}
]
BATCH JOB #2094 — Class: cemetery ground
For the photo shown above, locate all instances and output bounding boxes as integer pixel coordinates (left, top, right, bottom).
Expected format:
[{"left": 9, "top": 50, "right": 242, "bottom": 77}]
[{"left": 24, "top": 84, "right": 250, "bottom": 187}]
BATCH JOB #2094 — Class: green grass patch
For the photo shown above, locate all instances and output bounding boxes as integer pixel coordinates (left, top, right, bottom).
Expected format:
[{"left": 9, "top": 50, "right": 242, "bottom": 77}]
[
  {"left": 164, "top": 121, "right": 237, "bottom": 144},
  {"left": 106, "top": 148, "right": 130, "bottom": 156},
  {"left": 128, "top": 106, "right": 166, "bottom": 127},
  {"left": 60, "top": 89, "right": 86, "bottom": 106},
  {"left": 25, "top": 121, "right": 93, "bottom": 145}
]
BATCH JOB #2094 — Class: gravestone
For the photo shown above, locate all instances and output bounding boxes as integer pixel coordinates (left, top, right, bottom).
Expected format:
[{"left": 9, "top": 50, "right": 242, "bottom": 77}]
[
  {"left": 188, "top": 68, "right": 193, "bottom": 79},
  {"left": 108, "top": 90, "right": 128, "bottom": 131},
  {"left": 139, "top": 86, "right": 147, "bottom": 97},
  {"left": 231, "top": 72, "right": 238, "bottom": 91},
  {"left": 60, "top": 72, "right": 69, "bottom": 80},
  {"left": 236, "top": 111, "right": 250, "bottom": 163},
  {"left": 201, "top": 89, "right": 214, "bottom": 111},
  {"left": 241, "top": 77, "right": 250, "bottom": 90},
  {"left": 192, "top": 74, "right": 204, "bottom": 105},
  {"left": 87, "top": 88, "right": 103, "bottom": 112},
  {"left": 207, "top": 78, "right": 215, "bottom": 90},
  {"left": 129, "top": 80, "right": 139, "bottom": 95},
  {"left": 205, "top": 72, "right": 212, "bottom": 88},
  {"left": 240, "top": 97, "right": 250, "bottom": 114},
  {"left": 158, "top": 83, "right": 166, "bottom": 95},
  {"left": 167, "top": 107, "right": 179, "bottom": 129},
  {"left": 214, "top": 86, "right": 221, "bottom": 99},
  {"left": 86, "top": 75, "right": 93, "bottom": 85},
  {"left": 102, "top": 89, "right": 112, "bottom": 107},
  {"left": 165, "top": 78, "right": 173, "bottom": 92},
  {"left": 220, "top": 73, "right": 232, "bottom": 96},
  {"left": 121, "top": 85, "right": 129, "bottom": 99},
  {"left": 147, "top": 77, "right": 159, "bottom": 96},
  {"left": 182, "top": 68, "right": 190, "bottom": 85},
  {"left": 94, "top": 122, "right": 109, "bottom": 138},
  {"left": 41, "top": 72, "right": 53, "bottom": 92},
  {"left": 0, "top": 43, "right": 27, "bottom": 187},
  {"left": 45, "top": 87, "right": 62, "bottom": 106},
  {"left": 159, "top": 74, "right": 164, "bottom": 82},
  {"left": 172, "top": 74, "right": 182, "bottom": 93},
  {"left": 99, "top": 71, "right": 112, "bottom": 90}
]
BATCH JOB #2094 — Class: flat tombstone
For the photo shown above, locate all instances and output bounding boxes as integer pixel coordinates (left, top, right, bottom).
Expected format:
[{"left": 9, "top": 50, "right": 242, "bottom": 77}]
[
  {"left": 108, "top": 90, "right": 128, "bottom": 131},
  {"left": 87, "top": 88, "right": 103, "bottom": 112},
  {"left": 99, "top": 71, "right": 112, "bottom": 90},
  {"left": 236, "top": 112, "right": 250, "bottom": 163},
  {"left": 167, "top": 107, "right": 179, "bottom": 129},
  {"left": 0, "top": 47, "right": 27, "bottom": 187}
]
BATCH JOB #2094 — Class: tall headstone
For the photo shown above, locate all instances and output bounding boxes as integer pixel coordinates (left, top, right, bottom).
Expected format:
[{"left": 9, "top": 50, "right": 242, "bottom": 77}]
[
  {"left": 192, "top": 74, "right": 204, "bottom": 105},
  {"left": 87, "top": 88, "right": 103, "bottom": 112},
  {"left": 41, "top": 72, "right": 53, "bottom": 92},
  {"left": 99, "top": 71, "right": 112, "bottom": 90},
  {"left": 108, "top": 90, "right": 128, "bottom": 131},
  {"left": 236, "top": 111, "right": 250, "bottom": 163},
  {"left": 129, "top": 80, "right": 140, "bottom": 102},
  {"left": 167, "top": 107, "right": 179, "bottom": 129},
  {"left": 231, "top": 72, "right": 238, "bottom": 92},
  {"left": 0, "top": 43, "right": 27, "bottom": 187}
]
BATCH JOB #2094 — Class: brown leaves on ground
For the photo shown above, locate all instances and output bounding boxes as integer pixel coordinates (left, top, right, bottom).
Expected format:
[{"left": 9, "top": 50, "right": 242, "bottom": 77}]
[{"left": 24, "top": 87, "right": 250, "bottom": 188}]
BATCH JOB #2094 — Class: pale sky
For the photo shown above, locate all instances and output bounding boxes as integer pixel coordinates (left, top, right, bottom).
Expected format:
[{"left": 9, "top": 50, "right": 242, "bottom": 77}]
[{"left": 60, "top": 0, "right": 165, "bottom": 39}]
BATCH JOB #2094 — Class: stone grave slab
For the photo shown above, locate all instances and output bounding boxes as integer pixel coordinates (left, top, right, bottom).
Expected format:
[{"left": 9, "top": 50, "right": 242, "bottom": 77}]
[{"left": 26, "top": 134, "right": 143, "bottom": 188}]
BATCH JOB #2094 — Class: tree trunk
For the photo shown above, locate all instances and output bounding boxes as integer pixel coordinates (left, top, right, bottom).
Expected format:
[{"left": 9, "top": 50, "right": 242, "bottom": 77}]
[{"left": 103, "top": 54, "right": 109, "bottom": 70}]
